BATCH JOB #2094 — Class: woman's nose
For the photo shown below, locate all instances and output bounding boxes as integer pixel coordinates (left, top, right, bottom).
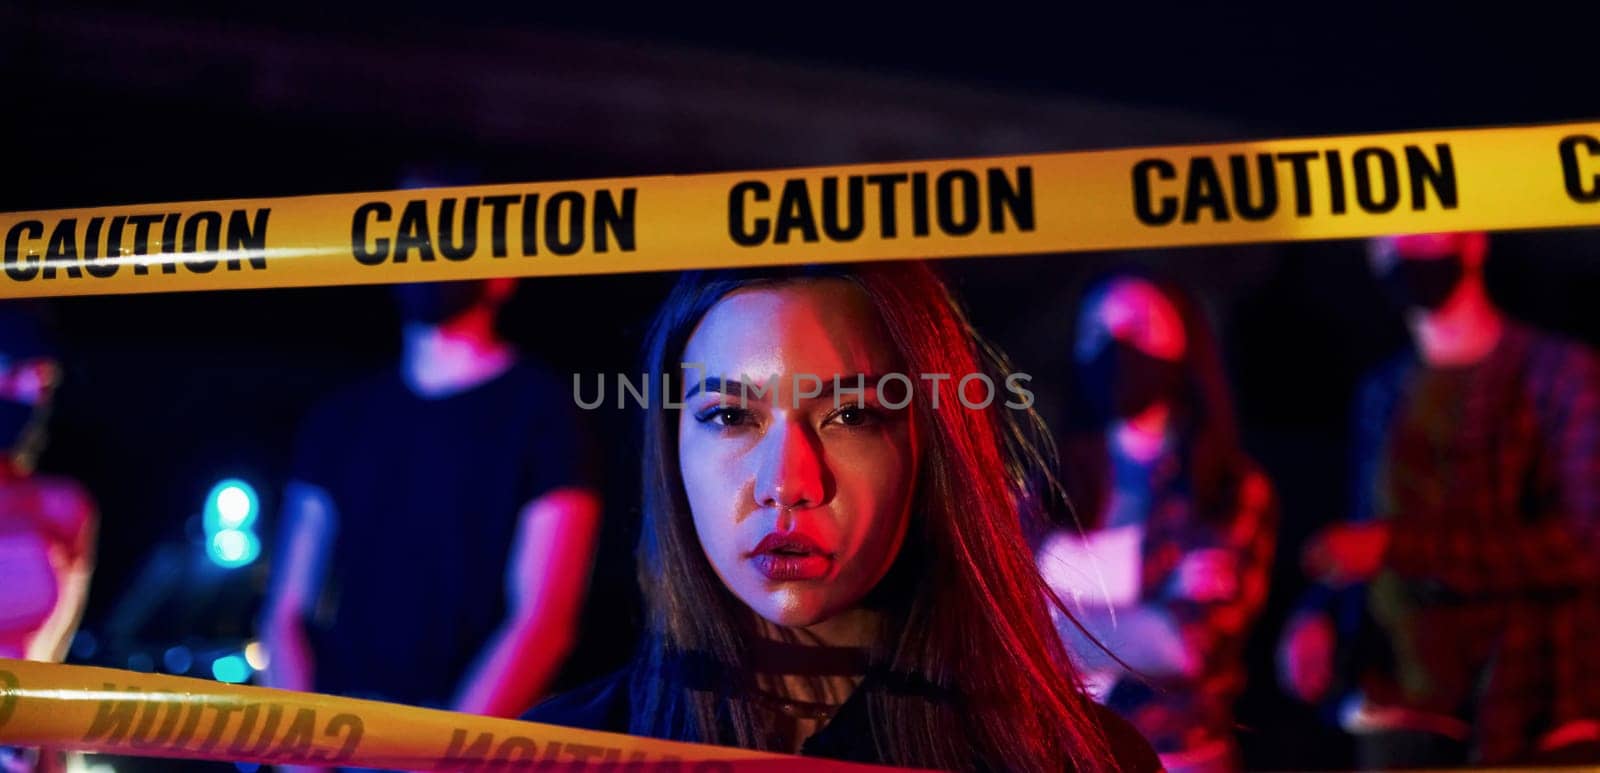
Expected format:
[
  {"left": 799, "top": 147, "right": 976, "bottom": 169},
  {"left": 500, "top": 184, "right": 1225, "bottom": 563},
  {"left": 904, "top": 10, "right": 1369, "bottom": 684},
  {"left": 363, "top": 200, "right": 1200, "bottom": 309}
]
[{"left": 753, "top": 418, "right": 827, "bottom": 510}]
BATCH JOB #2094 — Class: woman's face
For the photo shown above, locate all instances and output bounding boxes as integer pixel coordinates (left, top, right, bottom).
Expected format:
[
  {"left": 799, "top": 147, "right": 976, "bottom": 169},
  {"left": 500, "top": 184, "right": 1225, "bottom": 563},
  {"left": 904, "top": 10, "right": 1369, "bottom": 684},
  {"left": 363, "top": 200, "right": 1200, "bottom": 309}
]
[
  {"left": 677, "top": 279, "right": 919, "bottom": 632},
  {"left": 1074, "top": 277, "right": 1187, "bottom": 363}
]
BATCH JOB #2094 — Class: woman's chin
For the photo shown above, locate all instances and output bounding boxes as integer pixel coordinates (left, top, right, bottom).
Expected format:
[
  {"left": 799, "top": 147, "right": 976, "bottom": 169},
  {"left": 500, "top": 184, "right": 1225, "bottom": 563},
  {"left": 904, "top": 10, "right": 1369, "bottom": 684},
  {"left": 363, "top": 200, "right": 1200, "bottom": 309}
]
[{"left": 748, "top": 588, "right": 834, "bottom": 629}]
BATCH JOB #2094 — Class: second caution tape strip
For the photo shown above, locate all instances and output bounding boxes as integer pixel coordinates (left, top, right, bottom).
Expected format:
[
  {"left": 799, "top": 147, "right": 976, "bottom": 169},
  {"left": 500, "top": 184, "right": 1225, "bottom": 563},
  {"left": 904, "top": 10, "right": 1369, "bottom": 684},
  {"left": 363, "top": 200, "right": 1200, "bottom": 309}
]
[
  {"left": 1, "top": 121, "right": 1598, "bottom": 298},
  {"left": 0, "top": 659, "right": 912, "bottom": 771}
]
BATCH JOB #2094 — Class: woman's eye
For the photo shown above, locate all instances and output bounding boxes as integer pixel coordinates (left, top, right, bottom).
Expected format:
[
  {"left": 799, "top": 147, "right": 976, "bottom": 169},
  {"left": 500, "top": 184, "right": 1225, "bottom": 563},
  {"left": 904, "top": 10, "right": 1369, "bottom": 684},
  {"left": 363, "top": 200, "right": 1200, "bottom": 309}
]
[
  {"left": 695, "top": 406, "right": 750, "bottom": 427},
  {"left": 830, "top": 405, "right": 877, "bottom": 427}
]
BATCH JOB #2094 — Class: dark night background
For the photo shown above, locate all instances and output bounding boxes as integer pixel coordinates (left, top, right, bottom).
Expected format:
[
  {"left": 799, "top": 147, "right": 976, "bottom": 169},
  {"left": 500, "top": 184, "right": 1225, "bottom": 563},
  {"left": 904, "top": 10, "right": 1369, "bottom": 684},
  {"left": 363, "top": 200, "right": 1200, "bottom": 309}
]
[{"left": 2, "top": 2, "right": 1597, "bottom": 769}]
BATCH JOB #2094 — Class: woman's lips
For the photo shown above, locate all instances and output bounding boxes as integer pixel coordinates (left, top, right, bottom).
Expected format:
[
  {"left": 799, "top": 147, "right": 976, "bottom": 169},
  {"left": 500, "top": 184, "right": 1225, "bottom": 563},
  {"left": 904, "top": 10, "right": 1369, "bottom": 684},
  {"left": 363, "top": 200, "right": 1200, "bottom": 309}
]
[{"left": 748, "top": 532, "right": 832, "bottom": 581}]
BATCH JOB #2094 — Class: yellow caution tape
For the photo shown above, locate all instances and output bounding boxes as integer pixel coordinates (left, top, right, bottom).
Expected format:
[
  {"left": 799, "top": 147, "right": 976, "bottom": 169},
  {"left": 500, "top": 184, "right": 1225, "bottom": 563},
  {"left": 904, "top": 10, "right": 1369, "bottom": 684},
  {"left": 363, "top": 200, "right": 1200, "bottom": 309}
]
[
  {"left": 1, "top": 121, "right": 1597, "bottom": 298},
  {"left": 0, "top": 659, "right": 911, "bottom": 771}
]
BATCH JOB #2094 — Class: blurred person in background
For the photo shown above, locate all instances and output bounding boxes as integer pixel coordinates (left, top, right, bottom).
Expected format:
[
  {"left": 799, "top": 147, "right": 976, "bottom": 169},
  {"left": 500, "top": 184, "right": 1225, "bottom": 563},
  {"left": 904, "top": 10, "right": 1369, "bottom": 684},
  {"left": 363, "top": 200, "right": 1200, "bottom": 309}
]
[
  {"left": 0, "top": 306, "right": 98, "bottom": 773},
  {"left": 1281, "top": 231, "right": 1600, "bottom": 766},
  {"left": 258, "top": 274, "right": 603, "bottom": 756},
  {"left": 1039, "top": 272, "right": 1277, "bottom": 773}
]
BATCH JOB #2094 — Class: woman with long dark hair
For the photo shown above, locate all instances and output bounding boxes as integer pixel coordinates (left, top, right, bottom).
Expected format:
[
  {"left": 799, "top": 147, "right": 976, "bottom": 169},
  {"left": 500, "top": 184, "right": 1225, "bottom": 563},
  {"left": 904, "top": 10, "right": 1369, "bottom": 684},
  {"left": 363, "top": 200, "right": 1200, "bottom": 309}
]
[
  {"left": 1039, "top": 272, "right": 1276, "bottom": 772},
  {"left": 526, "top": 262, "right": 1159, "bottom": 771}
]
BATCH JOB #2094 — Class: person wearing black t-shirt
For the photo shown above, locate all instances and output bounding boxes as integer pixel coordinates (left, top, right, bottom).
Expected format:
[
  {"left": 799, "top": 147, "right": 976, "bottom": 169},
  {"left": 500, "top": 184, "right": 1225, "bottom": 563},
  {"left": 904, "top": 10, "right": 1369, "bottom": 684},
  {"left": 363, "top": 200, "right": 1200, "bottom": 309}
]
[{"left": 259, "top": 278, "right": 602, "bottom": 753}]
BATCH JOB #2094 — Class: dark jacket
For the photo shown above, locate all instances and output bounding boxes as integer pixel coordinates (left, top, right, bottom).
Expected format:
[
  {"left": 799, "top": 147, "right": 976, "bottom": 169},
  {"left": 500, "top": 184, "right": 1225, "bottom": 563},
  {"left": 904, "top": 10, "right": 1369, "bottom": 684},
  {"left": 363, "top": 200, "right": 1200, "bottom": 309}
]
[{"left": 523, "top": 658, "right": 1163, "bottom": 771}]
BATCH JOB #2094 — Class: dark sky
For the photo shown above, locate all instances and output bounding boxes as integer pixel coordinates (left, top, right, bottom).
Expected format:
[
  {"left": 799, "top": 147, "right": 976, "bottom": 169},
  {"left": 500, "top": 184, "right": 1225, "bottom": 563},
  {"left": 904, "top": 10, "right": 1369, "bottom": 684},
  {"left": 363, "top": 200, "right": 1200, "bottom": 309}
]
[{"left": 46, "top": 1, "right": 1598, "bottom": 134}]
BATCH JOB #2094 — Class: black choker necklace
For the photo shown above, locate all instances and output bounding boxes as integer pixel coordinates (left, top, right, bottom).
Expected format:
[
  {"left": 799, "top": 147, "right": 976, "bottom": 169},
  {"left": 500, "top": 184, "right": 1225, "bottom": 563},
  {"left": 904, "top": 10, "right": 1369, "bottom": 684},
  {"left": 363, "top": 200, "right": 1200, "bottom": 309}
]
[{"left": 745, "top": 638, "right": 872, "bottom": 677}]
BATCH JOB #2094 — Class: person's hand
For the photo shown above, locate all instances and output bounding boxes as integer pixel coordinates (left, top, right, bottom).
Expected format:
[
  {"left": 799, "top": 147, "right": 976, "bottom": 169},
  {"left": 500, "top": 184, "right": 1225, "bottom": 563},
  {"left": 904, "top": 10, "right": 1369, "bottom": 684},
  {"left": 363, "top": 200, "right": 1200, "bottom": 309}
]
[
  {"left": 1277, "top": 610, "right": 1335, "bottom": 704},
  {"left": 1172, "top": 548, "right": 1238, "bottom": 602},
  {"left": 1302, "top": 521, "right": 1390, "bottom": 587}
]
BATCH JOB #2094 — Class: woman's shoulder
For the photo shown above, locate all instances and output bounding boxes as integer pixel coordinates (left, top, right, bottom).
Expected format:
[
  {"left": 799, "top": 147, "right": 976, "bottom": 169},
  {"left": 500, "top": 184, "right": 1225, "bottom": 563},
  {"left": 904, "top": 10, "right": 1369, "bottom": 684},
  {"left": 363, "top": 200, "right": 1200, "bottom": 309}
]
[
  {"left": 520, "top": 666, "right": 633, "bottom": 734},
  {"left": 1086, "top": 701, "right": 1164, "bottom": 773}
]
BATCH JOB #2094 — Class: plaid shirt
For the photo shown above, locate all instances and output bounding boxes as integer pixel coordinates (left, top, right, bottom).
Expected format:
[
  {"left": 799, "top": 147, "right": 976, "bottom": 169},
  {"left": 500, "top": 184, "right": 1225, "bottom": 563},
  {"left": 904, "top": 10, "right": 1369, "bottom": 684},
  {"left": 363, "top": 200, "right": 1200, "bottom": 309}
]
[
  {"left": 1100, "top": 452, "right": 1278, "bottom": 755},
  {"left": 1352, "top": 321, "right": 1600, "bottom": 763}
]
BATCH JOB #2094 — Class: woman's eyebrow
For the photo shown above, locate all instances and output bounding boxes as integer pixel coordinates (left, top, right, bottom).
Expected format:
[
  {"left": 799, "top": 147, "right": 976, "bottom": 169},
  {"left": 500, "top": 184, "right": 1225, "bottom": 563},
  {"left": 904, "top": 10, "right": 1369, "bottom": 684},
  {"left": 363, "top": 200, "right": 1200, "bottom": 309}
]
[{"left": 684, "top": 375, "right": 745, "bottom": 399}]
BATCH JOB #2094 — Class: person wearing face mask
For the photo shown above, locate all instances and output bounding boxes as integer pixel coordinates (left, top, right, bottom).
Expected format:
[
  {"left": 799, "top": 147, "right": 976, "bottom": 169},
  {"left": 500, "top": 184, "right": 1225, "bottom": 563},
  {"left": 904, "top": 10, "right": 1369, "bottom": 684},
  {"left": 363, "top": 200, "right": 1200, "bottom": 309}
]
[
  {"left": 258, "top": 275, "right": 603, "bottom": 771},
  {"left": 0, "top": 306, "right": 97, "bottom": 773},
  {"left": 523, "top": 262, "right": 1160, "bottom": 772},
  {"left": 1279, "top": 231, "right": 1600, "bottom": 766},
  {"left": 1036, "top": 272, "right": 1277, "bottom": 773}
]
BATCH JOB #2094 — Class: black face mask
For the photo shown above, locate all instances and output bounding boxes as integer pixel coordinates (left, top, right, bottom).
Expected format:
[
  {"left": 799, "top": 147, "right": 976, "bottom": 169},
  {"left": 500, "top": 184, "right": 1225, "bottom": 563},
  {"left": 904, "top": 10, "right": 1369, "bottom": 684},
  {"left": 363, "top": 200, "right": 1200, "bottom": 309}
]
[
  {"left": 0, "top": 399, "right": 36, "bottom": 452},
  {"left": 391, "top": 281, "right": 489, "bottom": 326},
  {"left": 1077, "top": 341, "right": 1186, "bottom": 421},
  {"left": 1380, "top": 255, "right": 1465, "bottom": 311}
]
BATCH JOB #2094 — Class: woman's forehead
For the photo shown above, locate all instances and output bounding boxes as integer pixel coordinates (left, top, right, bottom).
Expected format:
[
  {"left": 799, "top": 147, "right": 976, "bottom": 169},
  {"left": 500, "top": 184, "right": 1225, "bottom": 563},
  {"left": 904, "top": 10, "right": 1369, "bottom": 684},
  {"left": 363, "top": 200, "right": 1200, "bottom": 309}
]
[{"left": 683, "top": 280, "right": 900, "bottom": 376}]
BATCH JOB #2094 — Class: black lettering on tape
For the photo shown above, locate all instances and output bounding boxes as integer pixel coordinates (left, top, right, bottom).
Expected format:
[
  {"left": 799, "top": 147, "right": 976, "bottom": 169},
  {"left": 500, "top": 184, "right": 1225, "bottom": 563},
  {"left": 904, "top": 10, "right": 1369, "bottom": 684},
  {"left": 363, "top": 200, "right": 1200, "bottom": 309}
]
[
  {"left": 226, "top": 209, "right": 271, "bottom": 271},
  {"left": 6, "top": 221, "right": 44, "bottom": 282},
  {"left": 987, "top": 166, "right": 1035, "bottom": 233},
  {"left": 324, "top": 713, "right": 362, "bottom": 763},
  {"left": 82, "top": 685, "right": 138, "bottom": 744},
  {"left": 437, "top": 197, "right": 479, "bottom": 261},
  {"left": 182, "top": 211, "right": 224, "bottom": 273},
  {"left": 1230, "top": 154, "right": 1278, "bottom": 221},
  {"left": 545, "top": 191, "right": 586, "bottom": 256},
  {"left": 521, "top": 193, "right": 541, "bottom": 257},
  {"left": 774, "top": 179, "right": 819, "bottom": 244},
  {"left": 158, "top": 213, "right": 181, "bottom": 275},
  {"left": 1560, "top": 135, "right": 1600, "bottom": 203},
  {"left": 1326, "top": 150, "right": 1347, "bottom": 214},
  {"left": 394, "top": 200, "right": 436, "bottom": 262},
  {"left": 1182, "top": 157, "right": 1229, "bottom": 223},
  {"left": 130, "top": 214, "right": 168, "bottom": 276},
  {"left": 1133, "top": 159, "right": 1179, "bottom": 226},
  {"left": 1353, "top": 147, "right": 1400, "bottom": 213},
  {"left": 128, "top": 699, "right": 183, "bottom": 750},
  {"left": 729, "top": 181, "right": 770, "bottom": 246},
  {"left": 44, "top": 219, "right": 83, "bottom": 280},
  {"left": 821, "top": 176, "right": 865, "bottom": 241},
  {"left": 171, "top": 702, "right": 205, "bottom": 750},
  {"left": 482, "top": 195, "right": 519, "bottom": 257},
  {"left": 911, "top": 172, "right": 930, "bottom": 236},
  {"left": 935, "top": 169, "right": 980, "bottom": 235},
  {"left": 197, "top": 703, "right": 242, "bottom": 753},
  {"left": 595, "top": 188, "right": 637, "bottom": 252},
  {"left": 352, "top": 202, "right": 392, "bottom": 265},
  {"left": 83, "top": 217, "right": 118, "bottom": 279},
  {"left": 866, "top": 173, "right": 907, "bottom": 237},
  {"left": 1405, "top": 144, "right": 1458, "bottom": 211},
  {"left": 1276, "top": 152, "right": 1318, "bottom": 216},
  {"left": 494, "top": 735, "right": 538, "bottom": 764},
  {"left": 269, "top": 708, "right": 318, "bottom": 761}
]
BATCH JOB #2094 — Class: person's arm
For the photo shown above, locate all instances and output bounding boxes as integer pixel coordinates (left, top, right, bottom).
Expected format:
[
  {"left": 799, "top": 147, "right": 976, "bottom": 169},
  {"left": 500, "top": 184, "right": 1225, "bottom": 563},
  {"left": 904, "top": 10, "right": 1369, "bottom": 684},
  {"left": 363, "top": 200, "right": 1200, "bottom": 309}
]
[
  {"left": 259, "top": 481, "right": 336, "bottom": 695},
  {"left": 1146, "top": 468, "right": 1277, "bottom": 680},
  {"left": 1057, "top": 470, "right": 1277, "bottom": 681},
  {"left": 25, "top": 482, "right": 97, "bottom": 663},
  {"left": 1319, "top": 349, "right": 1600, "bottom": 594},
  {"left": 451, "top": 486, "right": 601, "bottom": 718}
]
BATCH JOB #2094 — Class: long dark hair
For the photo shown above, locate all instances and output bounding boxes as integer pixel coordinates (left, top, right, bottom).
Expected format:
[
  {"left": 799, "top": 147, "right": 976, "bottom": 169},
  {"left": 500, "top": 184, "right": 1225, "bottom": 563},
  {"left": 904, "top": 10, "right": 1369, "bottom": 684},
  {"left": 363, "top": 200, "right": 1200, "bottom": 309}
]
[
  {"left": 630, "top": 261, "right": 1116, "bottom": 771},
  {"left": 1060, "top": 271, "right": 1248, "bottom": 527}
]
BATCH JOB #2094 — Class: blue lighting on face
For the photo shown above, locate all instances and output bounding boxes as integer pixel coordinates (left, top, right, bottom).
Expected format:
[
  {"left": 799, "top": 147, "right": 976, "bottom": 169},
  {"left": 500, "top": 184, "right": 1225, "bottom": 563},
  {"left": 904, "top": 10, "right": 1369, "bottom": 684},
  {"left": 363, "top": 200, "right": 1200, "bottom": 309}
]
[
  {"left": 212, "top": 654, "right": 252, "bottom": 684},
  {"left": 203, "top": 478, "right": 261, "bottom": 568}
]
